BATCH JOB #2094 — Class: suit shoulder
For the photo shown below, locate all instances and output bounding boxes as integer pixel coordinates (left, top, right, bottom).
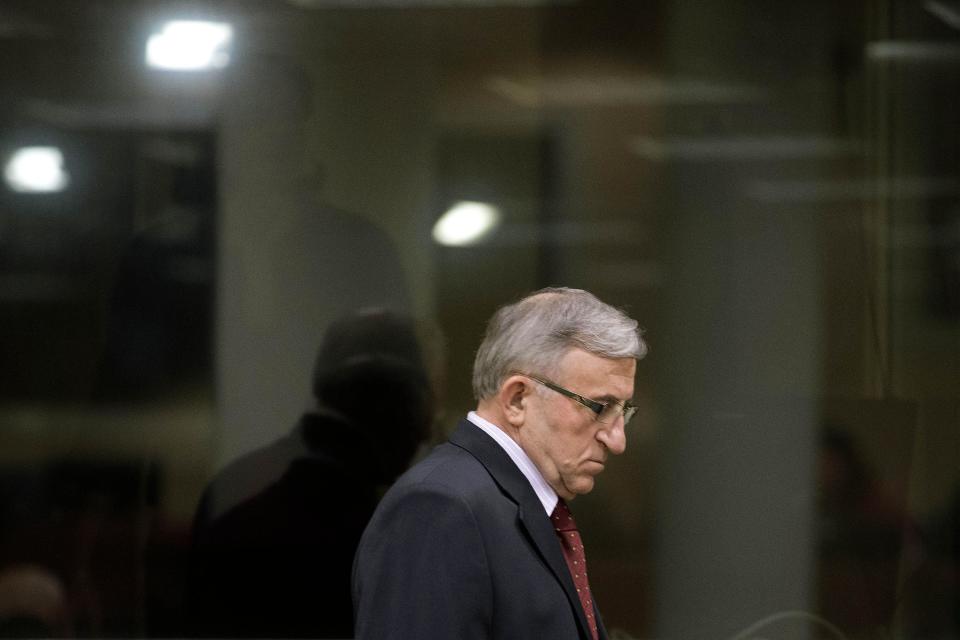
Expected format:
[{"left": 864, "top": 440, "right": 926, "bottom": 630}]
[
  {"left": 384, "top": 442, "right": 502, "bottom": 506},
  {"left": 395, "top": 443, "right": 492, "bottom": 491}
]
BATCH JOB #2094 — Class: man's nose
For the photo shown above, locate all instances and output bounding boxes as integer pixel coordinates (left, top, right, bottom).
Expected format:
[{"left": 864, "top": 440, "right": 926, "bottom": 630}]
[{"left": 597, "top": 420, "right": 626, "bottom": 455}]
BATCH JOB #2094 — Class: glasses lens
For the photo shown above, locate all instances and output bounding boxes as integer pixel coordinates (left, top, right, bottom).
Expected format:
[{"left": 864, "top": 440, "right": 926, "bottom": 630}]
[
  {"left": 598, "top": 403, "right": 637, "bottom": 424},
  {"left": 597, "top": 402, "right": 624, "bottom": 424}
]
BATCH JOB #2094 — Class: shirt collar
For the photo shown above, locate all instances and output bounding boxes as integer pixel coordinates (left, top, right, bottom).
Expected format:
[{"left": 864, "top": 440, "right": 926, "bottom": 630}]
[{"left": 466, "top": 411, "right": 558, "bottom": 516}]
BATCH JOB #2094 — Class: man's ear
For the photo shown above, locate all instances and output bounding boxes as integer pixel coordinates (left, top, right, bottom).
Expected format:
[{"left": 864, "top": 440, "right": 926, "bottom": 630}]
[{"left": 499, "top": 375, "right": 532, "bottom": 427}]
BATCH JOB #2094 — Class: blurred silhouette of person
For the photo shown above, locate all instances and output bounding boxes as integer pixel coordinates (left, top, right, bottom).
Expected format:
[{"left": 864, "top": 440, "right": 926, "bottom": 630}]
[
  {"left": 185, "top": 309, "right": 434, "bottom": 638},
  {"left": 0, "top": 564, "right": 68, "bottom": 638},
  {"left": 816, "top": 427, "right": 920, "bottom": 639},
  {"left": 939, "top": 490, "right": 960, "bottom": 634},
  {"left": 901, "top": 485, "right": 960, "bottom": 639}
]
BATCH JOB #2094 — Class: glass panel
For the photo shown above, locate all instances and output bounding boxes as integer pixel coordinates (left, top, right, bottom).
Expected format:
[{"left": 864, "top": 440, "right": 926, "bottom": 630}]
[{"left": 0, "top": 1, "right": 956, "bottom": 639}]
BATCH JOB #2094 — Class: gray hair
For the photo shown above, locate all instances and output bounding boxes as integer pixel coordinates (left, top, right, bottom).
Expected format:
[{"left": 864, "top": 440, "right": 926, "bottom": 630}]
[{"left": 472, "top": 287, "right": 647, "bottom": 400}]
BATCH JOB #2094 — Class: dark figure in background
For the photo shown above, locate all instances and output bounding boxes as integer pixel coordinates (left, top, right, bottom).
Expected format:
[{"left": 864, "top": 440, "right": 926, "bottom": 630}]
[
  {"left": 816, "top": 427, "right": 920, "bottom": 638},
  {"left": 185, "top": 309, "right": 433, "bottom": 638},
  {"left": 904, "top": 487, "right": 960, "bottom": 639},
  {"left": 0, "top": 565, "right": 68, "bottom": 638}
]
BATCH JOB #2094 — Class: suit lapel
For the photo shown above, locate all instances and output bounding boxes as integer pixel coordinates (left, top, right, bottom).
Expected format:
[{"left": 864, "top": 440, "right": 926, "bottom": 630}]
[{"left": 448, "top": 419, "right": 597, "bottom": 640}]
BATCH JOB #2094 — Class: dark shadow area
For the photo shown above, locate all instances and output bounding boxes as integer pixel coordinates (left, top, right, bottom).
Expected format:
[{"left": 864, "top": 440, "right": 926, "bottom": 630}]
[{"left": 184, "top": 309, "right": 434, "bottom": 638}]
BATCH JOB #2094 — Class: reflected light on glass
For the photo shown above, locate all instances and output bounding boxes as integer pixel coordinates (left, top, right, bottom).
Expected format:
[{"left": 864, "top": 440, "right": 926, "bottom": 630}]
[
  {"left": 867, "top": 40, "right": 960, "bottom": 61},
  {"left": 146, "top": 21, "right": 233, "bottom": 71},
  {"left": 432, "top": 201, "right": 501, "bottom": 246},
  {"left": 629, "top": 135, "right": 859, "bottom": 161},
  {"left": 4, "top": 146, "right": 70, "bottom": 193},
  {"left": 926, "top": 1, "right": 960, "bottom": 30}
]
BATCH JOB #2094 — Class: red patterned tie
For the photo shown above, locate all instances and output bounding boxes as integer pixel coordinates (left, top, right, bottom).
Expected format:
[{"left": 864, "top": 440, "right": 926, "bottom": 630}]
[{"left": 552, "top": 499, "right": 599, "bottom": 640}]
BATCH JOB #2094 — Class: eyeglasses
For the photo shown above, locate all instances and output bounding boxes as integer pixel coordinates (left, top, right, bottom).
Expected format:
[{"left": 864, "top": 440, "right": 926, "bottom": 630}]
[{"left": 519, "top": 373, "right": 638, "bottom": 425}]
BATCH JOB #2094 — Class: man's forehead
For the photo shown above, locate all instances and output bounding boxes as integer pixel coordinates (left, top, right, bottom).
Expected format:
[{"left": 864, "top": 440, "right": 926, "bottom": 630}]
[
  {"left": 557, "top": 348, "right": 636, "bottom": 384},
  {"left": 558, "top": 346, "right": 634, "bottom": 366}
]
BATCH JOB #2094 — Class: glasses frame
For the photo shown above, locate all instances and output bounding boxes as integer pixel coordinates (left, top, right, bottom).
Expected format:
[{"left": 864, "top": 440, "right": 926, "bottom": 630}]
[{"left": 518, "top": 372, "right": 638, "bottom": 425}]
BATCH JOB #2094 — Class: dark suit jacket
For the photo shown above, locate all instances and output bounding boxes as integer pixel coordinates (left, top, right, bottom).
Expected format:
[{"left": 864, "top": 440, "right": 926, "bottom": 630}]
[{"left": 352, "top": 419, "right": 607, "bottom": 640}]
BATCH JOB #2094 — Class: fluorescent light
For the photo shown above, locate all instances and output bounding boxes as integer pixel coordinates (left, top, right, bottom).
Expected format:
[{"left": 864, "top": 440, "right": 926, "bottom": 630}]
[
  {"left": 432, "top": 201, "right": 501, "bottom": 246},
  {"left": 628, "top": 135, "right": 859, "bottom": 161},
  {"left": 288, "top": 0, "right": 567, "bottom": 6},
  {"left": 926, "top": 1, "right": 960, "bottom": 30},
  {"left": 867, "top": 40, "right": 960, "bottom": 61},
  {"left": 146, "top": 21, "right": 233, "bottom": 71},
  {"left": 745, "top": 177, "right": 960, "bottom": 204},
  {"left": 4, "top": 146, "right": 70, "bottom": 193},
  {"left": 487, "top": 75, "right": 765, "bottom": 107}
]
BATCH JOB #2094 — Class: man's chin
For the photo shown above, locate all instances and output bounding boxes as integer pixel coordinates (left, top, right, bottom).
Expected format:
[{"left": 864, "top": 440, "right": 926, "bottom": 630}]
[{"left": 565, "top": 476, "right": 596, "bottom": 498}]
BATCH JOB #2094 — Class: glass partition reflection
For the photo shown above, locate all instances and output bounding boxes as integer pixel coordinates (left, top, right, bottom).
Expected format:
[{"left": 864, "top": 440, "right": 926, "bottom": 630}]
[{"left": 0, "top": 1, "right": 957, "bottom": 639}]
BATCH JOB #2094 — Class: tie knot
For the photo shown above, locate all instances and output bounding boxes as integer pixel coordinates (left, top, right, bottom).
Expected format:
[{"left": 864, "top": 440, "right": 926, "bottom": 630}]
[{"left": 551, "top": 499, "right": 578, "bottom": 532}]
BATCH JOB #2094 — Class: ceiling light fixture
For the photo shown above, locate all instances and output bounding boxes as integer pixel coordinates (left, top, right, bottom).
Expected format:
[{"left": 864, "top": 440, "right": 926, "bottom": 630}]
[
  {"left": 146, "top": 20, "right": 233, "bottom": 71},
  {"left": 4, "top": 146, "right": 70, "bottom": 193},
  {"left": 432, "top": 201, "right": 501, "bottom": 246}
]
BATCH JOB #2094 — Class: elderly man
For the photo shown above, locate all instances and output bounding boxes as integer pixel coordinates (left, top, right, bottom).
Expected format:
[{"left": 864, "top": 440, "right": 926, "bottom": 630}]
[{"left": 352, "top": 288, "right": 646, "bottom": 640}]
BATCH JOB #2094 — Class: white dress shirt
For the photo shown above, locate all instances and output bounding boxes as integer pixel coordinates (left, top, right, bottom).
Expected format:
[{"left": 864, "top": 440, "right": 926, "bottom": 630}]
[{"left": 467, "top": 411, "right": 558, "bottom": 516}]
